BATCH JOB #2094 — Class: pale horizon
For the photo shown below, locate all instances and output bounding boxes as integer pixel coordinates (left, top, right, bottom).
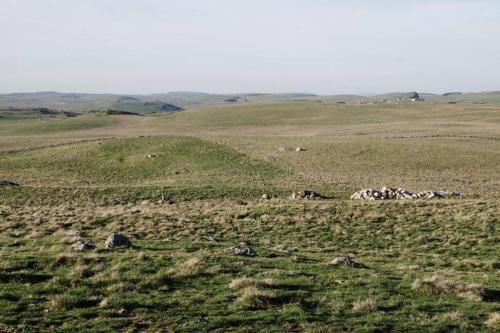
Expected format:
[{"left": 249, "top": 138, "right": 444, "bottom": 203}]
[{"left": 2, "top": 0, "right": 500, "bottom": 95}]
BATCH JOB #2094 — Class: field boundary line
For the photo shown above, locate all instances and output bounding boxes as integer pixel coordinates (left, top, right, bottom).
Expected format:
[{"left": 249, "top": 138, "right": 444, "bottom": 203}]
[
  {"left": 0, "top": 137, "right": 117, "bottom": 154},
  {"left": 374, "top": 135, "right": 500, "bottom": 141}
]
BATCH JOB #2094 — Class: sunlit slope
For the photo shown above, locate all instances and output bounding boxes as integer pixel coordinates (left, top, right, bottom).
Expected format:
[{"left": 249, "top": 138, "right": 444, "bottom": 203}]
[
  {"left": 152, "top": 102, "right": 500, "bottom": 137},
  {"left": 0, "top": 136, "right": 301, "bottom": 190}
]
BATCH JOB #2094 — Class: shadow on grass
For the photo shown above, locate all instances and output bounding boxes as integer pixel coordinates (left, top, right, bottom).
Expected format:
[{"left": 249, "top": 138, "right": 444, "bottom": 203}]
[
  {"left": 0, "top": 272, "right": 51, "bottom": 283},
  {"left": 483, "top": 288, "right": 500, "bottom": 302}
]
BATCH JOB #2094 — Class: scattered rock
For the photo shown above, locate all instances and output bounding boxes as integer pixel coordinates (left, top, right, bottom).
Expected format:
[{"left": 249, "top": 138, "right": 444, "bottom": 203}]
[
  {"left": 72, "top": 240, "right": 96, "bottom": 251},
  {"left": 278, "top": 147, "right": 288, "bottom": 152},
  {"left": 351, "top": 187, "right": 461, "bottom": 200},
  {"left": 258, "top": 193, "right": 272, "bottom": 202},
  {"left": 104, "top": 233, "right": 131, "bottom": 249},
  {"left": 329, "top": 256, "right": 368, "bottom": 269},
  {"left": 290, "top": 190, "right": 324, "bottom": 200},
  {"left": 0, "top": 180, "right": 20, "bottom": 187},
  {"left": 226, "top": 242, "right": 256, "bottom": 256},
  {"left": 201, "top": 235, "right": 216, "bottom": 242},
  {"left": 295, "top": 147, "right": 305, "bottom": 152},
  {"left": 117, "top": 308, "right": 128, "bottom": 316},
  {"left": 65, "top": 230, "right": 81, "bottom": 237}
]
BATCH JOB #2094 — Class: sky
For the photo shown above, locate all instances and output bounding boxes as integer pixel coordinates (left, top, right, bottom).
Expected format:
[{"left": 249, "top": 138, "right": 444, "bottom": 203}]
[{"left": 1, "top": 0, "right": 499, "bottom": 95}]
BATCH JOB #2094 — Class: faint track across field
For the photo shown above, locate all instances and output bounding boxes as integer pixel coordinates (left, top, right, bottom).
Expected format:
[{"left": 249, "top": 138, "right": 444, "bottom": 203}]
[
  {"left": 375, "top": 135, "right": 500, "bottom": 141},
  {"left": 0, "top": 137, "right": 117, "bottom": 154}
]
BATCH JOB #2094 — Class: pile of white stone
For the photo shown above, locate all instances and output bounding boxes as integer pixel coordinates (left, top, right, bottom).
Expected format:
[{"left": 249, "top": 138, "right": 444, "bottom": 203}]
[{"left": 351, "top": 187, "right": 460, "bottom": 200}]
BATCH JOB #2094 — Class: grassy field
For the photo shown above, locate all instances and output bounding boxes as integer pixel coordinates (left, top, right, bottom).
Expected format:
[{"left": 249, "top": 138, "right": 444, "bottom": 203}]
[{"left": 0, "top": 102, "right": 499, "bottom": 332}]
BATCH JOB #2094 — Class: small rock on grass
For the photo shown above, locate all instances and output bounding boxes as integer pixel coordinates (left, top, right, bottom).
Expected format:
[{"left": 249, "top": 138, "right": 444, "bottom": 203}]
[
  {"left": 226, "top": 242, "right": 256, "bottom": 256},
  {"left": 258, "top": 193, "right": 272, "bottom": 202},
  {"left": 290, "top": 190, "right": 325, "bottom": 200},
  {"left": 329, "top": 256, "right": 369, "bottom": 269},
  {"left": 105, "top": 233, "right": 131, "bottom": 249},
  {"left": 65, "top": 230, "right": 82, "bottom": 237},
  {"left": 201, "top": 235, "right": 216, "bottom": 242},
  {"left": 72, "top": 240, "right": 96, "bottom": 251}
]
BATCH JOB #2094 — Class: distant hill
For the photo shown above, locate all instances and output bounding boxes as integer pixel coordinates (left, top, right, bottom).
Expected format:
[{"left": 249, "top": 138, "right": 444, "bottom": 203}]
[
  {"left": 0, "top": 107, "right": 78, "bottom": 120},
  {"left": 1, "top": 90, "right": 500, "bottom": 113}
]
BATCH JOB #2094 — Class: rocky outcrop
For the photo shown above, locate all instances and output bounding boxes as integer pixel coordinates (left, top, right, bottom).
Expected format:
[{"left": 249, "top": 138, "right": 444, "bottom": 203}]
[{"left": 351, "top": 187, "right": 461, "bottom": 200}]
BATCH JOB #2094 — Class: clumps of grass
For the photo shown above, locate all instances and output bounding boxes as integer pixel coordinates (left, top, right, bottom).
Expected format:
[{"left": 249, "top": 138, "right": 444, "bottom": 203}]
[
  {"left": 485, "top": 312, "right": 500, "bottom": 329},
  {"left": 174, "top": 257, "right": 203, "bottom": 278},
  {"left": 229, "top": 277, "right": 276, "bottom": 289},
  {"left": 106, "top": 282, "right": 138, "bottom": 293},
  {"left": 50, "top": 253, "right": 77, "bottom": 268},
  {"left": 412, "top": 275, "right": 489, "bottom": 301},
  {"left": 433, "top": 311, "right": 471, "bottom": 330},
  {"left": 230, "top": 277, "right": 279, "bottom": 308},
  {"left": 70, "top": 264, "right": 95, "bottom": 279},
  {"left": 52, "top": 288, "right": 98, "bottom": 310},
  {"left": 47, "top": 275, "right": 72, "bottom": 290},
  {"left": 237, "top": 286, "right": 277, "bottom": 306},
  {"left": 352, "top": 297, "right": 378, "bottom": 313}
]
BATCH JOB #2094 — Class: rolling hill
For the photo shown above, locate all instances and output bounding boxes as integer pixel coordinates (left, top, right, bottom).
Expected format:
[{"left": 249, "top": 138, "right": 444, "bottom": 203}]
[{"left": 2, "top": 91, "right": 500, "bottom": 114}]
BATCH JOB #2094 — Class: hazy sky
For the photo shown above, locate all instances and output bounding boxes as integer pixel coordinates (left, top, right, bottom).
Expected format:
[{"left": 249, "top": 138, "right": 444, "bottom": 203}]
[{"left": 1, "top": 0, "right": 499, "bottom": 95}]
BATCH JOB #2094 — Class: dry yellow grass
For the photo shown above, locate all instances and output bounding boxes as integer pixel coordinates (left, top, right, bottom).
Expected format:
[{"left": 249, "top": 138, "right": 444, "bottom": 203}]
[
  {"left": 352, "top": 297, "right": 378, "bottom": 313},
  {"left": 485, "top": 312, "right": 500, "bottom": 329}
]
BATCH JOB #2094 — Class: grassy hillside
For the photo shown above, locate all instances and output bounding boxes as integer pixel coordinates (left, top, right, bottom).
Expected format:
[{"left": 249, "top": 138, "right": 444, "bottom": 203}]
[{"left": 0, "top": 136, "right": 299, "bottom": 191}]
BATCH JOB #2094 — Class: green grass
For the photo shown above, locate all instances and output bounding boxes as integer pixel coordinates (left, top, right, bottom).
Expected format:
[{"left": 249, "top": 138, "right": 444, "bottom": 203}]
[
  {"left": 0, "top": 115, "right": 116, "bottom": 136},
  {"left": 0, "top": 136, "right": 301, "bottom": 190},
  {"left": 0, "top": 199, "right": 498, "bottom": 332},
  {"left": 0, "top": 102, "right": 499, "bottom": 332}
]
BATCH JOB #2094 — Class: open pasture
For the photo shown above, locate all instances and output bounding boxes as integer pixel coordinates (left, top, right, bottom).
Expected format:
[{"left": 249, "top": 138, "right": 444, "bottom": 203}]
[{"left": 0, "top": 102, "right": 499, "bottom": 332}]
